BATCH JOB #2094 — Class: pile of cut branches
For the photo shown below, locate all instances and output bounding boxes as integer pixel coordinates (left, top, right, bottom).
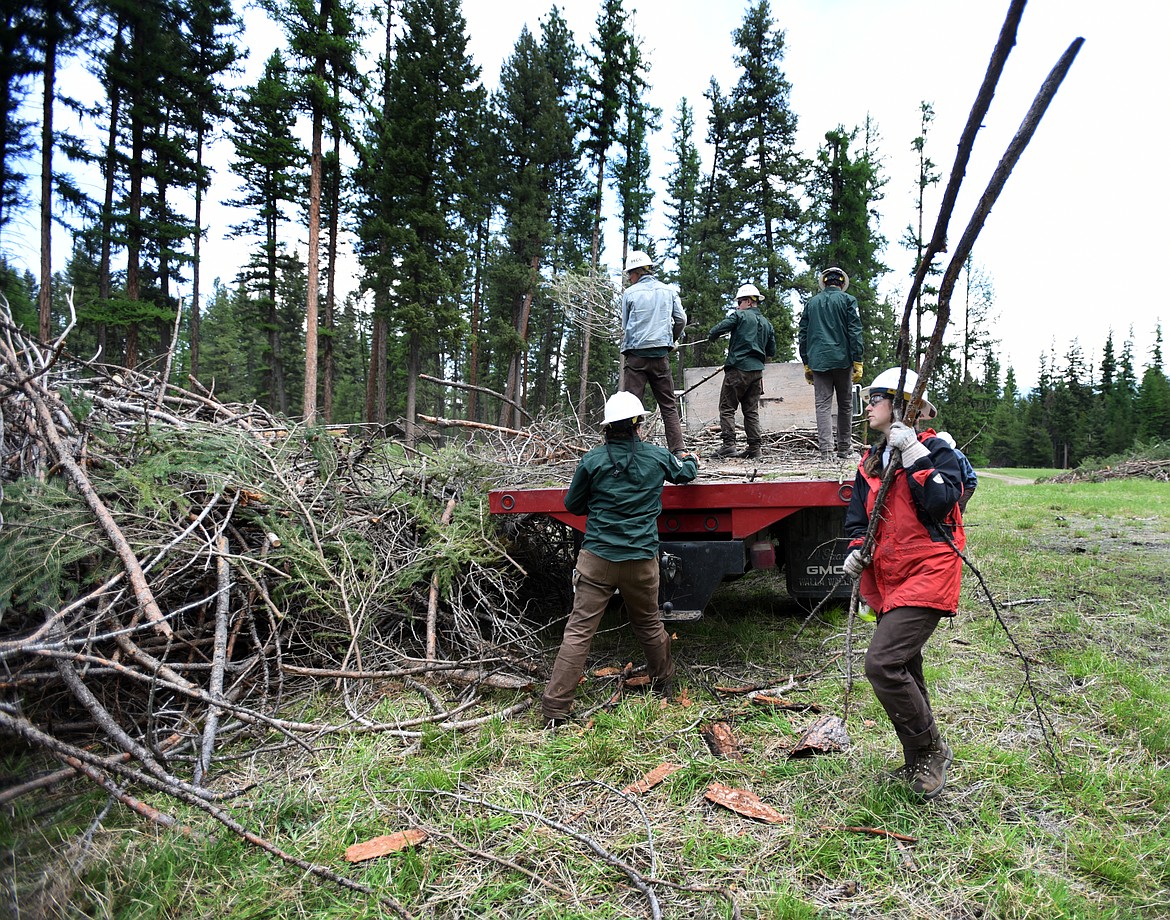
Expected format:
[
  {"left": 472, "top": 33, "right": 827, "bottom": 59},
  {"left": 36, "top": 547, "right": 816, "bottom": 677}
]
[
  {"left": 1047, "top": 455, "right": 1170, "bottom": 484},
  {"left": 0, "top": 296, "right": 550, "bottom": 903}
]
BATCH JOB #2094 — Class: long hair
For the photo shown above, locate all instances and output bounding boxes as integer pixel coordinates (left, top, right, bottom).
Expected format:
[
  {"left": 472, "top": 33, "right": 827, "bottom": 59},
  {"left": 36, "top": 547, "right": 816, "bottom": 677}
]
[{"left": 604, "top": 419, "right": 640, "bottom": 441}]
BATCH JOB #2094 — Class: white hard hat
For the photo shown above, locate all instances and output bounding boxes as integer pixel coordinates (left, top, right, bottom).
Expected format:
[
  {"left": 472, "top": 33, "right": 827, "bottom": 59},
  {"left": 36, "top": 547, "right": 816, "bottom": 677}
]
[
  {"left": 735, "top": 283, "right": 762, "bottom": 301},
  {"left": 818, "top": 267, "right": 850, "bottom": 291},
  {"left": 624, "top": 250, "right": 653, "bottom": 272},
  {"left": 601, "top": 391, "right": 647, "bottom": 426},
  {"left": 863, "top": 367, "right": 937, "bottom": 419},
  {"left": 936, "top": 431, "right": 956, "bottom": 449}
]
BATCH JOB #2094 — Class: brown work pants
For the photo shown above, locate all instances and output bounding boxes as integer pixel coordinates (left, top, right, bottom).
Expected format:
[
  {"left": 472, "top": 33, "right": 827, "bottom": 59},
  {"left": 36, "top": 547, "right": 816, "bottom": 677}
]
[
  {"left": 718, "top": 367, "right": 764, "bottom": 447},
  {"left": 542, "top": 549, "right": 674, "bottom": 721},
  {"left": 812, "top": 367, "right": 853, "bottom": 454},
  {"left": 623, "top": 353, "right": 684, "bottom": 452},
  {"left": 864, "top": 605, "right": 945, "bottom": 744}
]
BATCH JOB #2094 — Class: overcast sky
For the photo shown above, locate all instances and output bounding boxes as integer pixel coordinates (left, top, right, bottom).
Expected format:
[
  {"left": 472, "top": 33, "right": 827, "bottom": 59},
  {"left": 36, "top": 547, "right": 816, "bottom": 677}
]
[
  {"left": 459, "top": 0, "right": 1168, "bottom": 388},
  {"left": 20, "top": 0, "right": 1170, "bottom": 391}
]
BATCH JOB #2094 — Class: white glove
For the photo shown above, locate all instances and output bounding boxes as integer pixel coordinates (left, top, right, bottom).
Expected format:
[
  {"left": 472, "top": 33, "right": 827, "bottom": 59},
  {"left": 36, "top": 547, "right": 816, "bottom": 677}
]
[
  {"left": 886, "top": 422, "right": 917, "bottom": 452},
  {"left": 842, "top": 549, "right": 866, "bottom": 579},
  {"left": 888, "top": 422, "right": 929, "bottom": 466}
]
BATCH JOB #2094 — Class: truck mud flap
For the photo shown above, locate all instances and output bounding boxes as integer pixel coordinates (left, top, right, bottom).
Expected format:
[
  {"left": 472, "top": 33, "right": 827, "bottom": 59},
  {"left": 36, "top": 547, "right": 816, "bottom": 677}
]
[
  {"left": 781, "top": 507, "right": 852, "bottom": 600},
  {"left": 658, "top": 541, "right": 745, "bottom": 622}
]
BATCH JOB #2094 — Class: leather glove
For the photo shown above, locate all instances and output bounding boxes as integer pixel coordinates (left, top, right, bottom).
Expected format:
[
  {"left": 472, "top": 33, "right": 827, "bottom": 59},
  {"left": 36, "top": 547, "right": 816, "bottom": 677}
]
[
  {"left": 673, "top": 449, "right": 700, "bottom": 468},
  {"left": 852, "top": 361, "right": 864, "bottom": 383},
  {"left": 886, "top": 422, "right": 917, "bottom": 452},
  {"left": 842, "top": 549, "right": 866, "bottom": 579},
  {"left": 803, "top": 364, "right": 814, "bottom": 384},
  {"left": 889, "top": 422, "right": 929, "bottom": 466}
]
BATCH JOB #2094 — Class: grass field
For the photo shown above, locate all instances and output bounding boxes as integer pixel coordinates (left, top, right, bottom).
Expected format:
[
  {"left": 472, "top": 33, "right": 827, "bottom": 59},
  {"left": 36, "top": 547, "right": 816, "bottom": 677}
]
[{"left": 4, "top": 472, "right": 1169, "bottom": 918}]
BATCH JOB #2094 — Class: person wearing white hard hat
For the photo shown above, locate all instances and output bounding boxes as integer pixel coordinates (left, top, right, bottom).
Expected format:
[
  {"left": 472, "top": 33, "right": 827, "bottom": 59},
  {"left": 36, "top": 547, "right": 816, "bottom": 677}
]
[
  {"left": 706, "top": 283, "right": 776, "bottom": 459},
  {"left": 620, "top": 250, "right": 687, "bottom": 453},
  {"left": 542, "top": 392, "right": 700, "bottom": 728},
  {"left": 936, "top": 431, "right": 978, "bottom": 512},
  {"left": 840, "top": 367, "right": 966, "bottom": 800},
  {"left": 798, "top": 267, "right": 865, "bottom": 461}
]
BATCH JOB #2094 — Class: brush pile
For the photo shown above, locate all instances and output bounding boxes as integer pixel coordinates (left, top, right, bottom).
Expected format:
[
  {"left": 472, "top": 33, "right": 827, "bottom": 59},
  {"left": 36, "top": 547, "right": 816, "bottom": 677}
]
[{"left": 0, "top": 294, "right": 584, "bottom": 821}]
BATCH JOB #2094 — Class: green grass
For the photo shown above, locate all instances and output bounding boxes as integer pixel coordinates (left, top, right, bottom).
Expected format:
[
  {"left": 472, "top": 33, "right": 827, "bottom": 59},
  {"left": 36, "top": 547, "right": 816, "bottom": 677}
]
[{"left": 5, "top": 473, "right": 1170, "bottom": 918}]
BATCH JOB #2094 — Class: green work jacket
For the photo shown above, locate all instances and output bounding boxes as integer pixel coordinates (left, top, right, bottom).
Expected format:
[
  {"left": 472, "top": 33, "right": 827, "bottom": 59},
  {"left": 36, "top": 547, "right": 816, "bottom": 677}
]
[
  {"left": 708, "top": 306, "right": 776, "bottom": 372},
  {"left": 564, "top": 438, "right": 698, "bottom": 561},
  {"left": 797, "top": 286, "right": 864, "bottom": 371}
]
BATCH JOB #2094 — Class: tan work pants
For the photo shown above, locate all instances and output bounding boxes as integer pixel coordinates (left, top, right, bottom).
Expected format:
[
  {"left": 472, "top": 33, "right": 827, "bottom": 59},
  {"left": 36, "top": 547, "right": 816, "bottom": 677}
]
[{"left": 542, "top": 549, "right": 674, "bottom": 720}]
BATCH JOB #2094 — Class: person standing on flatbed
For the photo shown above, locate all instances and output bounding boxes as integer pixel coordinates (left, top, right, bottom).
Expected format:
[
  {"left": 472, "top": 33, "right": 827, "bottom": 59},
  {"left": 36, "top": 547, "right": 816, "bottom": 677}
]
[
  {"left": 798, "top": 266, "right": 865, "bottom": 461},
  {"left": 707, "top": 283, "right": 776, "bottom": 460}
]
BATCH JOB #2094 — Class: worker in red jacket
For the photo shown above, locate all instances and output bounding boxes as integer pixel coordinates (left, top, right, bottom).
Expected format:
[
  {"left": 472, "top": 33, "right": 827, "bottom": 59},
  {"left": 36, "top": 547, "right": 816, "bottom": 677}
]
[{"left": 842, "top": 367, "right": 966, "bottom": 800}]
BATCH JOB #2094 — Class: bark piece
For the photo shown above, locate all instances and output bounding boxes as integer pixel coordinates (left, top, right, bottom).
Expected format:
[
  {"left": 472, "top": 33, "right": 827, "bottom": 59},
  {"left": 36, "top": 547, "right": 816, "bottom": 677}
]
[
  {"left": 345, "top": 829, "right": 429, "bottom": 863},
  {"left": 789, "top": 714, "right": 851, "bottom": 758},
  {"left": 623, "top": 762, "right": 683, "bottom": 795},
  {"left": 700, "top": 721, "right": 743, "bottom": 761},
  {"left": 704, "top": 782, "right": 788, "bottom": 824}
]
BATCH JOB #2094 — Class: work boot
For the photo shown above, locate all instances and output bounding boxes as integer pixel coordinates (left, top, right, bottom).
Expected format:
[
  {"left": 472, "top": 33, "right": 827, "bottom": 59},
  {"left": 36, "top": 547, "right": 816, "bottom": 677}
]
[
  {"left": 837, "top": 449, "right": 860, "bottom": 462},
  {"left": 737, "top": 444, "right": 761, "bottom": 460},
  {"left": 713, "top": 443, "right": 738, "bottom": 459},
  {"left": 909, "top": 738, "right": 953, "bottom": 799},
  {"left": 884, "top": 733, "right": 916, "bottom": 783},
  {"left": 818, "top": 450, "right": 835, "bottom": 463},
  {"left": 650, "top": 675, "right": 675, "bottom": 699}
]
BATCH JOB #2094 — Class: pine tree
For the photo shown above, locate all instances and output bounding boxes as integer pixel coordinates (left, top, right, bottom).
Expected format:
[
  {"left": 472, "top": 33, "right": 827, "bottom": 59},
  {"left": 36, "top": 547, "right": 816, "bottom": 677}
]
[
  {"left": 260, "top": 0, "right": 364, "bottom": 424},
  {"left": 1099, "top": 330, "right": 1137, "bottom": 454},
  {"left": 0, "top": 1, "right": 39, "bottom": 236},
  {"left": 901, "top": 101, "right": 941, "bottom": 370},
  {"left": 30, "top": 0, "right": 85, "bottom": 341},
  {"left": 531, "top": 6, "right": 588, "bottom": 415},
  {"left": 610, "top": 29, "right": 658, "bottom": 260},
  {"left": 181, "top": 0, "right": 243, "bottom": 382},
  {"left": 579, "top": 0, "right": 630, "bottom": 270},
  {"left": 488, "top": 26, "right": 568, "bottom": 426},
  {"left": 721, "top": 0, "right": 805, "bottom": 357},
  {"left": 987, "top": 367, "right": 1026, "bottom": 466},
  {"left": 804, "top": 122, "right": 891, "bottom": 367},
  {"left": 1136, "top": 325, "right": 1170, "bottom": 442},
  {"left": 227, "top": 51, "right": 305, "bottom": 413},
  {"left": 355, "top": 0, "right": 482, "bottom": 438}
]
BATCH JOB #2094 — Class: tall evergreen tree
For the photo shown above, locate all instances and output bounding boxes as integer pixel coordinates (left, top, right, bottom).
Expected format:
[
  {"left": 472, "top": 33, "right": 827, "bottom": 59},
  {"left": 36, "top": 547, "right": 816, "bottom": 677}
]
[
  {"left": 1099, "top": 330, "right": 1138, "bottom": 455},
  {"left": 31, "top": 0, "right": 85, "bottom": 341},
  {"left": 804, "top": 121, "right": 891, "bottom": 367},
  {"left": 721, "top": 0, "right": 805, "bottom": 357},
  {"left": 227, "top": 51, "right": 305, "bottom": 413},
  {"left": 531, "top": 6, "right": 588, "bottom": 414},
  {"left": 181, "top": 0, "right": 243, "bottom": 381},
  {"left": 488, "top": 26, "right": 569, "bottom": 425},
  {"left": 0, "top": 1, "right": 39, "bottom": 237},
  {"left": 1136, "top": 325, "right": 1170, "bottom": 442},
  {"left": 901, "top": 100, "right": 941, "bottom": 369},
  {"left": 260, "top": 0, "right": 364, "bottom": 424},
  {"left": 610, "top": 29, "right": 657, "bottom": 260},
  {"left": 355, "top": 0, "right": 482, "bottom": 438},
  {"left": 579, "top": 0, "right": 630, "bottom": 270}
]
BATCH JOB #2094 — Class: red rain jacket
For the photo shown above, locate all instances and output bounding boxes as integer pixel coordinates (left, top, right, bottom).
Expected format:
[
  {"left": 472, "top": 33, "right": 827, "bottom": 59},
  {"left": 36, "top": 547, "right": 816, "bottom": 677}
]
[{"left": 844, "top": 430, "right": 966, "bottom": 616}]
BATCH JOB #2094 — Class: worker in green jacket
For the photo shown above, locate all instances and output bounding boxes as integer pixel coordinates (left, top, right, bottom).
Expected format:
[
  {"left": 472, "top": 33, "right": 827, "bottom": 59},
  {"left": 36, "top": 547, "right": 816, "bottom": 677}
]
[
  {"left": 542, "top": 392, "right": 700, "bottom": 728},
  {"left": 798, "top": 267, "right": 865, "bottom": 462},
  {"left": 708, "top": 283, "right": 777, "bottom": 459}
]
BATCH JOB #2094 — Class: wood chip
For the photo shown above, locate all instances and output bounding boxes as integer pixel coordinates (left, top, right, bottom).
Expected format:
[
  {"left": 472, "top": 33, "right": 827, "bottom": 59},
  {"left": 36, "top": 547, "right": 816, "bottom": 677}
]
[
  {"left": 623, "top": 762, "right": 683, "bottom": 795},
  {"left": 704, "top": 781, "right": 789, "bottom": 824},
  {"left": 344, "top": 829, "right": 428, "bottom": 863}
]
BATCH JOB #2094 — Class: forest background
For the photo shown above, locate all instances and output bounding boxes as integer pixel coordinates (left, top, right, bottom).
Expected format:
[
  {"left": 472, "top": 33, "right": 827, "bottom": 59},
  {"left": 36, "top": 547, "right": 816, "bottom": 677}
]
[{"left": 2, "top": 0, "right": 1169, "bottom": 469}]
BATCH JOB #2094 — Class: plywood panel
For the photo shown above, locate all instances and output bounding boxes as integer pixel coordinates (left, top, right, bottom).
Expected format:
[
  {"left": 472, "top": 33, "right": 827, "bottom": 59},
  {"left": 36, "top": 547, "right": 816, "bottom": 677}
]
[{"left": 681, "top": 362, "right": 817, "bottom": 433}]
